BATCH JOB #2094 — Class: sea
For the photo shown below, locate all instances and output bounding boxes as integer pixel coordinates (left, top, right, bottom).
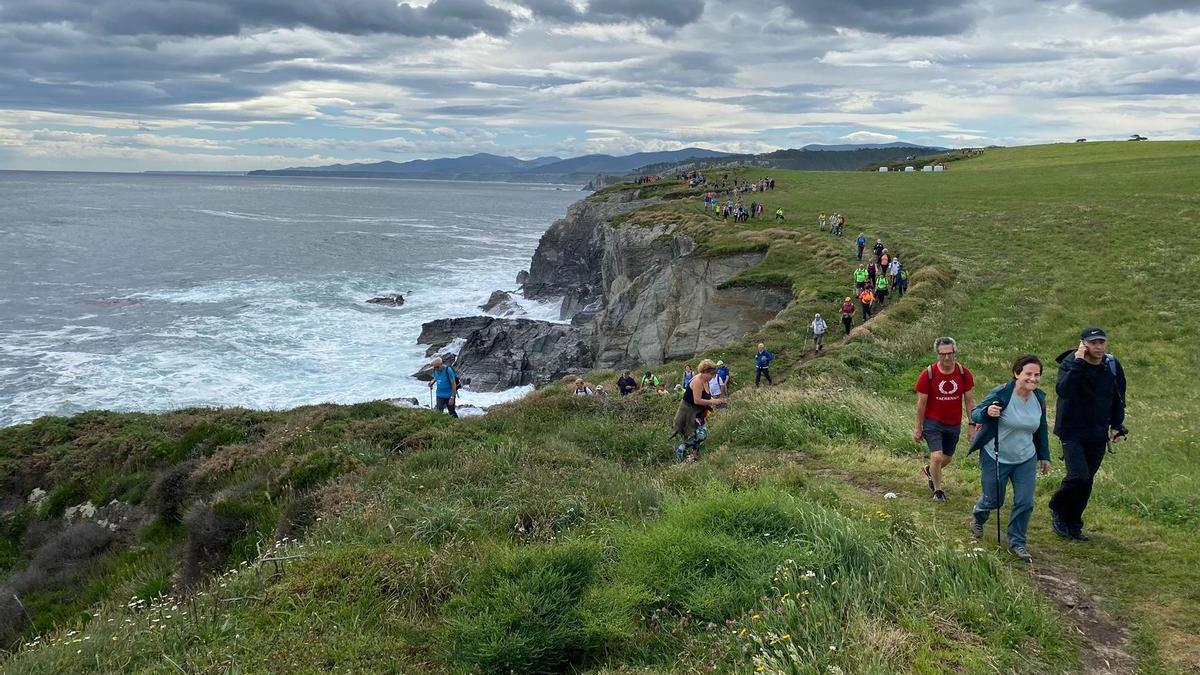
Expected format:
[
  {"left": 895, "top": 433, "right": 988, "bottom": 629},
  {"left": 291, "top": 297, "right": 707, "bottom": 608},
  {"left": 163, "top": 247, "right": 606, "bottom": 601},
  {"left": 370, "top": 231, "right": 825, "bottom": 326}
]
[{"left": 0, "top": 171, "right": 582, "bottom": 427}]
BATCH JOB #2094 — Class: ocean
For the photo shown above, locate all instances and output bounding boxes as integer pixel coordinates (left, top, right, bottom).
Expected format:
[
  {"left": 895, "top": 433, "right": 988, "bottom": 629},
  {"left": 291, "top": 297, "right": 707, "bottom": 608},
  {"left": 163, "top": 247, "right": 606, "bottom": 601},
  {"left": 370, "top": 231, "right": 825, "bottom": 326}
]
[{"left": 0, "top": 171, "right": 582, "bottom": 427}]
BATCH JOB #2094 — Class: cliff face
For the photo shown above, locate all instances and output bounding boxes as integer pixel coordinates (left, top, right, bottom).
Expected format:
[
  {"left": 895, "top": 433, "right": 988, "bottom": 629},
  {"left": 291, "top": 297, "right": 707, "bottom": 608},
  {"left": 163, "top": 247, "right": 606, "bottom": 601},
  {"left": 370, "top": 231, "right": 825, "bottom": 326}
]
[
  {"left": 422, "top": 188, "right": 791, "bottom": 391},
  {"left": 586, "top": 222, "right": 791, "bottom": 367}
]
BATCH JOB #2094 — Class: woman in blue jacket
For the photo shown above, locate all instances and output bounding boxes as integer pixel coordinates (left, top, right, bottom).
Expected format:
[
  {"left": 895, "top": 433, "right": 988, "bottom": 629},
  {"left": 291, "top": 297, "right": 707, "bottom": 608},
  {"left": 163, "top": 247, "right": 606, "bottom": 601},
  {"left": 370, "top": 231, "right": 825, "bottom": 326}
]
[{"left": 966, "top": 354, "right": 1052, "bottom": 563}]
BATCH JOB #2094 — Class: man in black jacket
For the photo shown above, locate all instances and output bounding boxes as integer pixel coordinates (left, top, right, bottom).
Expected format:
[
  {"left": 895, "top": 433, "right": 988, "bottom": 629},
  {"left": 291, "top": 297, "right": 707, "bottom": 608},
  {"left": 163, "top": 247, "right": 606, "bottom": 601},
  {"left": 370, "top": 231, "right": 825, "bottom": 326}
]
[{"left": 1048, "top": 327, "right": 1128, "bottom": 541}]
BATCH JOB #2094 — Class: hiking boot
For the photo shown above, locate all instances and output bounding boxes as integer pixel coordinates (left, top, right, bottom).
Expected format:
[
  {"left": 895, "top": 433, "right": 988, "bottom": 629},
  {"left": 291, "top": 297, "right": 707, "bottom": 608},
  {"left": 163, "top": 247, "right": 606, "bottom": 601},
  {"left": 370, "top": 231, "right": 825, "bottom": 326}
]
[
  {"left": 932, "top": 490, "right": 948, "bottom": 502},
  {"left": 969, "top": 518, "right": 984, "bottom": 539},
  {"left": 921, "top": 465, "right": 934, "bottom": 494},
  {"left": 1068, "top": 530, "right": 1090, "bottom": 542},
  {"left": 1009, "top": 546, "right": 1033, "bottom": 563},
  {"left": 1050, "top": 512, "right": 1071, "bottom": 539}
]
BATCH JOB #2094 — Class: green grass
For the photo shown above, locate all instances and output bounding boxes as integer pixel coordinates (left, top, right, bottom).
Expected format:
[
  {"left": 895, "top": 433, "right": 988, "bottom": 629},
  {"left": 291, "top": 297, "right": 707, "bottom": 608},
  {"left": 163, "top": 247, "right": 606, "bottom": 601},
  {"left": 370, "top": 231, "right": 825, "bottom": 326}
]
[{"left": 2, "top": 141, "right": 1199, "bottom": 673}]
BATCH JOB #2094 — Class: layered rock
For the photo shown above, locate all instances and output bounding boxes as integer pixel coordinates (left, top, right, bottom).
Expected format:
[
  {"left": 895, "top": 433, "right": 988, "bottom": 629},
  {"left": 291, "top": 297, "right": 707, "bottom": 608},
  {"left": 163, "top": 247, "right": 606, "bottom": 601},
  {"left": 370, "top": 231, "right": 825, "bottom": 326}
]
[
  {"left": 586, "top": 224, "right": 791, "bottom": 367},
  {"left": 420, "top": 187, "right": 792, "bottom": 391},
  {"left": 523, "top": 190, "right": 651, "bottom": 321},
  {"left": 415, "top": 317, "right": 589, "bottom": 391},
  {"left": 366, "top": 294, "right": 405, "bottom": 307}
]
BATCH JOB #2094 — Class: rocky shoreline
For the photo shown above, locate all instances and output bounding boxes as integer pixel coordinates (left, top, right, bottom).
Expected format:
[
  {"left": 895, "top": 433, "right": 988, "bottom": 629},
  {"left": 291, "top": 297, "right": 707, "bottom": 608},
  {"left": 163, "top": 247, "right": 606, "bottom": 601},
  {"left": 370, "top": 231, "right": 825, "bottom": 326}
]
[{"left": 416, "top": 186, "right": 791, "bottom": 392}]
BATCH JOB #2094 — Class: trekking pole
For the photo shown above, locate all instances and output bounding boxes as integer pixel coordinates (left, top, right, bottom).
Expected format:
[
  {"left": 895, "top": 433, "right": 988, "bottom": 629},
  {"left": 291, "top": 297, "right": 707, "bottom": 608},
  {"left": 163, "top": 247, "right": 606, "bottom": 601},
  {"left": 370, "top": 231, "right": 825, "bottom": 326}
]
[{"left": 992, "top": 404, "right": 1005, "bottom": 547}]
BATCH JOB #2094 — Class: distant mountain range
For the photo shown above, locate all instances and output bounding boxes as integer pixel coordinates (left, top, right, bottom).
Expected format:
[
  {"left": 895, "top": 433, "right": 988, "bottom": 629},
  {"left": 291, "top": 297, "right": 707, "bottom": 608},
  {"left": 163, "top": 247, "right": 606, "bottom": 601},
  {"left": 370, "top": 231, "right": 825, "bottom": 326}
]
[
  {"left": 801, "top": 142, "right": 949, "bottom": 152},
  {"left": 248, "top": 149, "right": 732, "bottom": 183},
  {"left": 245, "top": 143, "right": 954, "bottom": 184}
]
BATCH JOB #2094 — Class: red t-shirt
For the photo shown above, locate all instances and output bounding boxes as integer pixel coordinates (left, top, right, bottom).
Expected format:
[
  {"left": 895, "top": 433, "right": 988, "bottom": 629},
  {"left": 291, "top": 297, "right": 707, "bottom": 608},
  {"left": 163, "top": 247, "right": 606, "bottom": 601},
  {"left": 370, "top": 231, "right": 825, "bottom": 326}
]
[{"left": 915, "top": 363, "right": 975, "bottom": 426}]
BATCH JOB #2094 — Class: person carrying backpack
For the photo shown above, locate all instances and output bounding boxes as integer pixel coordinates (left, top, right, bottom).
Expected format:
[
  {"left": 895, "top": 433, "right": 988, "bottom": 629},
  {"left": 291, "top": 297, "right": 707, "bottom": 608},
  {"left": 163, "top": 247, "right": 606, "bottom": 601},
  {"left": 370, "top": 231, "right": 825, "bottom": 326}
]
[
  {"left": 966, "top": 355, "right": 1053, "bottom": 563},
  {"left": 840, "top": 297, "right": 855, "bottom": 334},
  {"left": 1048, "top": 328, "right": 1128, "bottom": 541},
  {"left": 810, "top": 314, "right": 828, "bottom": 352},
  {"left": 873, "top": 238, "right": 885, "bottom": 260},
  {"left": 640, "top": 371, "right": 661, "bottom": 390},
  {"left": 914, "top": 337, "right": 976, "bottom": 502},
  {"left": 754, "top": 343, "right": 774, "bottom": 387},
  {"left": 856, "top": 233, "right": 867, "bottom": 260},
  {"left": 853, "top": 263, "right": 869, "bottom": 291},
  {"left": 428, "top": 357, "right": 459, "bottom": 418},
  {"left": 895, "top": 265, "right": 910, "bottom": 298}
]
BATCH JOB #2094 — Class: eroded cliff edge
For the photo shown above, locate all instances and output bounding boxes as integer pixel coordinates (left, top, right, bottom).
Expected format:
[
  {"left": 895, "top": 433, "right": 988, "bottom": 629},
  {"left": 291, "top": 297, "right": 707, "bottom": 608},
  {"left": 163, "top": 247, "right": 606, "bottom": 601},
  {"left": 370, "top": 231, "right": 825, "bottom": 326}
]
[{"left": 420, "top": 187, "right": 792, "bottom": 389}]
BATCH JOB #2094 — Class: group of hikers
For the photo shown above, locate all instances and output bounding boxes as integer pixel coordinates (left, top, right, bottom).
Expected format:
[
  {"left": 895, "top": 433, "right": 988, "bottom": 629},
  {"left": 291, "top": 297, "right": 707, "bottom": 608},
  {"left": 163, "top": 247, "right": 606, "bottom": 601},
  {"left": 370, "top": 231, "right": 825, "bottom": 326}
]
[
  {"left": 426, "top": 189, "right": 1130, "bottom": 566},
  {"left": 911, "top": 330, "right": 1127, "bottom": 563}
]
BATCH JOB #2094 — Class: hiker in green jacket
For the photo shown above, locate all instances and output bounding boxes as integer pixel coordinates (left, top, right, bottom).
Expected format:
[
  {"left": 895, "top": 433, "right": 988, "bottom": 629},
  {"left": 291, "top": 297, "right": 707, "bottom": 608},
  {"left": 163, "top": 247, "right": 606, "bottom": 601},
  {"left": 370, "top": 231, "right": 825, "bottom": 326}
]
[
  {"left": 854, "top": 263, "right": 869, "bottom": 291},
  {"left": 875, "top": 273, "right": 890, "bottom": 306}
]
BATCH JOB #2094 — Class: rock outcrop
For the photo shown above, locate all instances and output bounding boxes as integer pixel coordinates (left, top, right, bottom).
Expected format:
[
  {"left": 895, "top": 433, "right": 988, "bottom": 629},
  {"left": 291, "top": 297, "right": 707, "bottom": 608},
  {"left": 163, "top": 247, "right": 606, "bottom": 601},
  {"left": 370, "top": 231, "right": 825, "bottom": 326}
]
[
  {"left": 414, "top": 316, "right": 589, "bottom": 391},
  {"left": 420, "top": 187, "right": 792, "bottom": 390},
  {"left": 480, "top": 290, "right": 521, "bottom": 317},
  {"left": 366, "top": 294, "right": 405, "bottom": 307}
]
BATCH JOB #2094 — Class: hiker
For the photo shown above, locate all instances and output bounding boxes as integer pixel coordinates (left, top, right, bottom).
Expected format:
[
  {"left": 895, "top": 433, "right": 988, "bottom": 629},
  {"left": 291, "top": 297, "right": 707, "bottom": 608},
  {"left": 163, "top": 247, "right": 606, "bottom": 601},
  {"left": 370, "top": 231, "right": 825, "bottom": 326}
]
[
  {"left": 835, "top": 213, "right": 845, "bottom": 236},
  {"left": 873, "top": 238, "right": 885, "bottom": 260},
  {"left": 914, "top": 337, "right": 976, "bottom": 502},
  {"left": 880, "top": 249, "right": 891, "bottom": 269},
  {"left": 617, "top": 370, "right": 638, "bottom": 396},
  {"left": 755, "top": 343, "right": 774, "bottom": 387},
  {"left": 672, "top": 358, "right": 724, "bottom": 462},
  {"left": 856, "top": 233, "right": 867, "bottom": 260},
  {"left": 810, "top": 314, "right": 827, "bottom": 352},
  {"left": 640, "top": 370, "right": 661, "bottom": 390},
  {"left": 888, "top": 257, "right": 901, "bottom": 286},
  {"left": 874, "top": 272, "right": 889, "bottom": 306},
  {"left": 594, "top": 384, "right": 609, "bottom": 399},
  {"left": 853, "top": 262, "right": 869, "bottom": 291},
  {"left": 428, "top": 357, "right": 459, "bottom": 418},
  {"left": 1048, "top": 328, "right": 1128, "bottom": 541},
  {"left": 682, "top": 364, "right": 695, "bottom": 389},
  {"left": 867, "top": 259, "right": 878, "bottom": 288},
  {"left": 894, "top": 264, "right": 909, "bottom": 298},
  {"left": 716, "top": 360, "right": 731, "bottom": 396},
  {"left": 819, "top": 212, "right": 827, "bottom": 229},
  {"left": 839, "top": 297, "right": 855, "bottom": 335},
  {"left": 858, "top": 287, "right": 875, "bottom": 321},
  {"left": 775, "top": 208, "right": 785, "bottom": 221},
  {"left": 573, "top": 378, "right": 594, "bottom": 396},
  {"left": 967, "top": 355, "right": 1053, "bottom": 563}
]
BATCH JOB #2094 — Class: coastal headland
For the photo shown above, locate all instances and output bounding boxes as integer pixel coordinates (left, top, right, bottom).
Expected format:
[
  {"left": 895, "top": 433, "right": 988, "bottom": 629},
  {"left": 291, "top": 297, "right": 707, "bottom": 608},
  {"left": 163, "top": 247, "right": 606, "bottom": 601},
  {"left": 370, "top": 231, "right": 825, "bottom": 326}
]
[{"left": 2, "top": 141, "right": 1199, "bottom": 673}]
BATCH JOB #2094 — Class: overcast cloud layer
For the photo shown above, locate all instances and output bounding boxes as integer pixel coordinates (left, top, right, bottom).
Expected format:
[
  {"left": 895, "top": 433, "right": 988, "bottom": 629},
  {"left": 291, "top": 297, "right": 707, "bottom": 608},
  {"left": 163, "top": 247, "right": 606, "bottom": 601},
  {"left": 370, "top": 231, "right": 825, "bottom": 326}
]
[{"left": 1, "top": 0, "right": 1198, "bottom": 171}]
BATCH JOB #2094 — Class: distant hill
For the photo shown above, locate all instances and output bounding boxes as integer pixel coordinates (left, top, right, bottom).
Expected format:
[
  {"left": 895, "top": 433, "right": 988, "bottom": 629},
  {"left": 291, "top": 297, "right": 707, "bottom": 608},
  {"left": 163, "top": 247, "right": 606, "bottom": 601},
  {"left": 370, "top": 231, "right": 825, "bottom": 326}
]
[
  {"left": 249, "top": 148, "right": 731, "bottom": 183},
  {"left": 640, "top": 145, "right": 956, "bottom": 173},
  {"left": 801, "top": 142, "right": 949, "bottom": 152}
]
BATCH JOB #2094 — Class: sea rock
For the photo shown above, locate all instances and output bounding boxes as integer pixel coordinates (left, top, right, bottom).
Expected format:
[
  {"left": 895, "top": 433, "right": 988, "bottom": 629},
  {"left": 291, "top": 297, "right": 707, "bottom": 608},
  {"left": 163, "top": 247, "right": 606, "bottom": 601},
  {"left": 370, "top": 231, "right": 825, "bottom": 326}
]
[
  {"left": 366, "top": 294, "right": 405, "bottom": 307},
  {"left": 386, "top": 397, "right": 422, "bottom": 409},
  {"left": 415, "top": 316, "right": 589, "bottom": 391},
  {"left": 516, "top": 270, "right": 529, "bottom": 287},
  {"left": 480, "top": 290, "right": 521, "bottom": 317}
]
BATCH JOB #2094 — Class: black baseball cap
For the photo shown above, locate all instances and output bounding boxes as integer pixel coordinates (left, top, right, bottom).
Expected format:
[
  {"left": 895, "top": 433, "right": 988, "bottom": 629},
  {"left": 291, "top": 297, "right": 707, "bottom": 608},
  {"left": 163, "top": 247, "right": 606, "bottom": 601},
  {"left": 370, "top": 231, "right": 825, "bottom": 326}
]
[{"left": 1080, "top": 327, "right": 1107, "bottom": 342}]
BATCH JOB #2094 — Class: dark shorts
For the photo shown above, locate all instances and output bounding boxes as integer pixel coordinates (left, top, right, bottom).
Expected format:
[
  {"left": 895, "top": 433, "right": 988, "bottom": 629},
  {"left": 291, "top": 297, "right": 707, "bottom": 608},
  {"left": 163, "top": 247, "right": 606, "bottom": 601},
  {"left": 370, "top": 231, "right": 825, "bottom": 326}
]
[
  {"left": 922, "top": 418, "right": 961, "bottom": 456},
  {"left": 435, "top": 396, "right": 458, "bottom": 417}
]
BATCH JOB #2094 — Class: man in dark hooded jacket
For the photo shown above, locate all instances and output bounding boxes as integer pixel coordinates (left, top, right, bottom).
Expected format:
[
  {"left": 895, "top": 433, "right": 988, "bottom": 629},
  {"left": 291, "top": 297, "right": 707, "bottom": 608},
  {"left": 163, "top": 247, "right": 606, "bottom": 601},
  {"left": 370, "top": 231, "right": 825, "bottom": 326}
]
[{"left": 1048, "top": 327, "right": 1128, "bottom": 541}]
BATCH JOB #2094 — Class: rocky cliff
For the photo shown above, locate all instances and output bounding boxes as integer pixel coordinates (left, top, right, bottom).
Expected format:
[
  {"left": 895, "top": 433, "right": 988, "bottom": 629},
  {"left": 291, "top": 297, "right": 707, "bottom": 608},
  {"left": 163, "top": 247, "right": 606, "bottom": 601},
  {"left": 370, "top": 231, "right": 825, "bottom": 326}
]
[{"left": 420, "top": 188, "right": 791, "bottom": 391}]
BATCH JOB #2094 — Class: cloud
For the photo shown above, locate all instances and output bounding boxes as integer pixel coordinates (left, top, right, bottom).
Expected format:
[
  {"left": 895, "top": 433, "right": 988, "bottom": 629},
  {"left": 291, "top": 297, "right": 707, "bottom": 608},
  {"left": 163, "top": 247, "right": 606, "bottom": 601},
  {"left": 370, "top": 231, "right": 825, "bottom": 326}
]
[
  {"left": 0, "top": 0, "right": 514, "bottom": 39},
  {"left": 841, "top": 130, "right": 899, "bottom": 143},
  {"left": 1080, "top": 1, "right": 1200, "bottom": 19},
  {"left": 778, "top": 0, "right": 979, "bottom": 36}
]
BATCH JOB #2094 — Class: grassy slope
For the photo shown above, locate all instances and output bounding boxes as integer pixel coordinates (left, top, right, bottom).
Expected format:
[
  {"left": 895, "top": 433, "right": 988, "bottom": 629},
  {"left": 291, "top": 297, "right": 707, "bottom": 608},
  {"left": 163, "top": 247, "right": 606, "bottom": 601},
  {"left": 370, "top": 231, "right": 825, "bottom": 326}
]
[{"left": 1, "top": 141, "right": 1197, "bottom": 673}]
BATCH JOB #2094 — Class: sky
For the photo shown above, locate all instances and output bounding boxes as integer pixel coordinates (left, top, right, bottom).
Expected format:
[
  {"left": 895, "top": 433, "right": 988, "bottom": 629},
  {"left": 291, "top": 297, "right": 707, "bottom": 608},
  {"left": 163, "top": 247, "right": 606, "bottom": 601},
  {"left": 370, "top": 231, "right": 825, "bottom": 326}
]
[{"left": 0, "top": 0, "right": 1198, "bottom": 172}]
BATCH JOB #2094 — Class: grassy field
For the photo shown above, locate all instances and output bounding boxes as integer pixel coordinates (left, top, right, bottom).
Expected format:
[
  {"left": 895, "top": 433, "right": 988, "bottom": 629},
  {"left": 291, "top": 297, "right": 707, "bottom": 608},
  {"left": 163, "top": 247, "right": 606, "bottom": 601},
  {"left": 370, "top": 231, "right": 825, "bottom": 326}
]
[{"left": 1, "top": 141, "right": 1197, "bottom": 673}]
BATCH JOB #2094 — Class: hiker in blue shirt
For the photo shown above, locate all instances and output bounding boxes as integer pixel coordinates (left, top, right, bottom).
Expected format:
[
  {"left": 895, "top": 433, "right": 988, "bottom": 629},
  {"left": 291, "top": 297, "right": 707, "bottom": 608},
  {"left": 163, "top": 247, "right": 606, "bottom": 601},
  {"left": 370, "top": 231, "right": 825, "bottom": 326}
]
[
  {"left": 428, "top": 357, "right": 459, "bottom": 418},
  {"left": 856, "top": 233, "right": 867, "bottom": 260},
  {"left": 755, "top": 343, "right": 774, "bottom": 387}
]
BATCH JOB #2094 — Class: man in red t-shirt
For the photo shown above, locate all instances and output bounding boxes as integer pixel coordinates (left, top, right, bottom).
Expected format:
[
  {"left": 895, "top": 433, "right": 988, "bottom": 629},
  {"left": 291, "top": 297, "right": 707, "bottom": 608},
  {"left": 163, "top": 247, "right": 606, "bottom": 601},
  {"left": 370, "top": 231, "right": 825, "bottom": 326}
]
[{"left": 914, "top": 336, "right": 976, "bottom": 502}]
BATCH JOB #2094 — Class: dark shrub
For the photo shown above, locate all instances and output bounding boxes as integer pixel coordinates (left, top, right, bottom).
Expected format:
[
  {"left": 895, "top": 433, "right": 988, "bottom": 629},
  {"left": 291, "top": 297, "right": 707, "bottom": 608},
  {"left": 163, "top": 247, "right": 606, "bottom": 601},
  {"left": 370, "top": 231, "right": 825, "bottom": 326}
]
[
  {"left": 11, "top": 522, "right": 118, "bottom": 593},
  {"left": 147, "top": 460, "right": 197, "bottom": 524},
  {"left": 181, "top": 502, "right": 249, "bottom": 587}
]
